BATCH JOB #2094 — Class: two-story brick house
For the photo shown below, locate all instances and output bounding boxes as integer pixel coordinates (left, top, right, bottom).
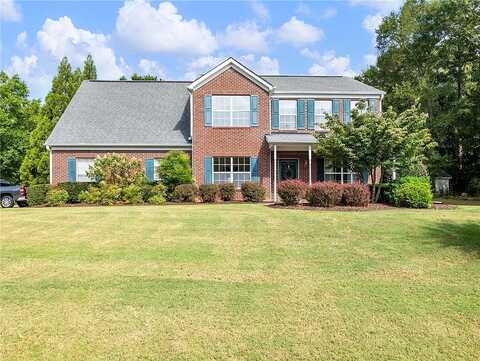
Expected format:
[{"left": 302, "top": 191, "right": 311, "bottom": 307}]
[{"left": 46, "top": 57, "right": 384, "bottom": 201}]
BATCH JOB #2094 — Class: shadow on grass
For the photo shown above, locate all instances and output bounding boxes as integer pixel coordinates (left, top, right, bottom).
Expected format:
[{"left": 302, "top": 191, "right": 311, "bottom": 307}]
[{"left": 424, "top": 221, "right": 480, "bottom": 256}]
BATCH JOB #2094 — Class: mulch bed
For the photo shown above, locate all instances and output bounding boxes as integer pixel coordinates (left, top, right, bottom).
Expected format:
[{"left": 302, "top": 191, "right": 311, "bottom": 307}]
[{"left": 267, "top": 202, "right": 455, "bottom": 211}]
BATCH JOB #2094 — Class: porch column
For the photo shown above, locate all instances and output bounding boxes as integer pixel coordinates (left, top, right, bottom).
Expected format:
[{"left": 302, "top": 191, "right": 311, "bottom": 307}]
[
  {"left": 273, "top": 144, "right": 277, "bottom": 202},
  {"left": 308, "top": 145, "right": 312, "bottom": 185}
]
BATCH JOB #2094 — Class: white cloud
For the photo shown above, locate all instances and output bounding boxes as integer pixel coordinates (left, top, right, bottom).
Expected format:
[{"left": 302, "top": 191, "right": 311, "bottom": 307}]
[
  {"left": 0, "top": 0, "right": 21, "bottom": 22},
  {"left": 37, "top": 16, "right": 125, "bottom": 79},
  {"left": 362, "top": 13, "right": 382, "bottom": 33},
  {"left": 6, "top": 55, "right": 51, "bottom": 99},
  {"left": 220, "top": 21, "right": 270, "bottom": 53},
  {"left": 350, "top": 0, "right": 402, "bottom": 14},
  {"left": 240, "top": 54, "right": 280, "bottom": 74},
  {"left": 277, "top": 17, "right": 323, "bottom": 46},
  {"left": 138, "top": 59, "right": 166, "bottom": 79},
  {"left": 116, "top": 0, "right": 217, "bottom": 55},
  {"left": 250, "top": 0, "right": 269, "bottom": 22},
  {"left": 364, "top": 53, "right": 377, "bottom": 66},
  {"left": 301, "top": 48, "right": 356, "bottom": 77},
  {"left": 184, "top": 56, "right": 222, "bottom": 79},
  {"left": 16, "top": 31, "right": 27, "bottom": 48}
]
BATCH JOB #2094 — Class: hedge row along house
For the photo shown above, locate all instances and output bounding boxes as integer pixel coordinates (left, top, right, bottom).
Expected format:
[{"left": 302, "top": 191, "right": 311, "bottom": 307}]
[{"left": 46, "top": 57, "right": 384, "bottom": 201}]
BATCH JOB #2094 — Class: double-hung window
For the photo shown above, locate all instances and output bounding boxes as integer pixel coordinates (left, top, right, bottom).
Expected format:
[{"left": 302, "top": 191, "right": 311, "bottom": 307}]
[
  {"left": 212, "top": 96, "right": 250, "bottom": 127},
  {"left": 324, "top": 160, "right": 361, "bottom": 184},
  {"left": 153, "top": 159, "right": 161, "bottom": 181},
  {"left": 76, "top": 158, "right": 95, "bottom": 182},
  {"left": 279, "top": 100, "right": 297, "bottom": 129},
  {"left": 351, "top": 100, "right": 367, "bottom": 114},
  {"left": 314, "top": 100, "right": 332, "bottom": 129},
  {"left": 213, "top": 157, "right": 250, "bottom": 188}
]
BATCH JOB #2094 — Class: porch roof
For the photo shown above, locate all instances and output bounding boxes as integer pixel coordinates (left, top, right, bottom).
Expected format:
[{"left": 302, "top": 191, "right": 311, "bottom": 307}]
[{"left": 265, "top": 133, "right": 317, "bottom": 145}]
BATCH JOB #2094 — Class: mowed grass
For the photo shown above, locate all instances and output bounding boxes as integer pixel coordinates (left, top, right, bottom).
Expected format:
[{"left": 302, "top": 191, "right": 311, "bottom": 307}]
[{"left": 1, "top": 204, "right": 479, "bottom": 361}]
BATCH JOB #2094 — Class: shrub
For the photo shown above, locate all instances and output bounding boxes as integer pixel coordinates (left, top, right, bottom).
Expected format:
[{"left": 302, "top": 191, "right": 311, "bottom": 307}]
[
  {"left": 148, "top": 194, "right": 166, "bottom": 205},
  {"left": 86, "top": 154, "right": 144, "bottom": 187},
  {"left": 467, "top": 178, "right": 480, "bottom": 196},
  {"left": 28, "top": 184, "right": 50, "bottom": 206},
  {"left": 342, "top": 183, "right": 370, "bottom": 207},
  {"left": 57, "top": 182, "right": 95, "bottom": 203},
  {"left": 199, "top": 184, "right": 218, "bottom": 203},
  {"left": 218, "top": 183, "right": 236, "bottom": 201},
  {"left": 306, "top": 182, "right": 343, "bottom": 207},
  {"left": 158, "top": 151, "right": 193, "bottom": 197},
  {"left": 391, "top": 176, "right": 433, "bottom": 208},
  {"left": 277, "top": 179, "right": 307, "bottom": 205},
  {"left": 122, "top": 184, "right": 143, "bottom": 204},
  {"left": 140, "top": 183, "right": 154, "bottom": 202},
  {"left": 241, "top": 182, "right": 266, "bottom": 202},
  {"left": 46, "top": 188, "right": 69, "bottom": 206},
  {"left": 79, "top": 183, "right": 122, "bottom": 206},
  {"left": 173, "top": 183, "right": 197, "bottom": 202}
]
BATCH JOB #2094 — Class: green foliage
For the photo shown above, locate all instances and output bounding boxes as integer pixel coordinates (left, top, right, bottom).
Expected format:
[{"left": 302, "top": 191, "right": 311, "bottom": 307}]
[
  {"left": 356, "top": 0, "right": 480, "bottom": 192},
  {"left": 315, "top": 105, "right": 435, "bottom": 202},
  {"left": 173, "top": 184, "right": 197, "bottom": 202},
  {"left": 391, "top": 176, "right": 433, "bottom": 208},
  {"left": 79, "top": 183, "right": 122, "bottom": 206},
  {"left": 27, "top": 184, "right": 50, "bottom": 206},
  {"left": 122, "top": 184, "right": 143, "bottom": 204},
  {"left": 46, "top": 188, "right": 69, "bottom": 207},
  {"left": 240, "top": 182, "right": 266, "bottom": 202},
  {"left": 57, "top": 182, "right": 95, "bottom": 203},
  {"left": 158, "top": 151, "right": 193, "bottom": 196},
  {"left": 82, "top": 54, "right": 97, "bottom": 80},
  {"left": 87, "top": 154, "right": 144, "bottom": 187},
  {"left": 129, "top": 74, "right": 159, "bottom": 80},
  {"left": 218, "top": 183, "right": 236, "bottom": 201},
  {"left": 148, "top": 194, "right": 166, "bottom": 205},
  {"left": 467, "top": 178, "right": 480, "bottom": 196},
  {"left": 199, "top": 184, "right": 218, "bottom": 203},
  {"left": 0, "top": 72, "right": 39, "bottom": 183}
]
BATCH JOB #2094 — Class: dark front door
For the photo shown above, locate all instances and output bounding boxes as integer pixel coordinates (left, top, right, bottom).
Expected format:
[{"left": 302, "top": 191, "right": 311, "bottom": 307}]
[{"left": 279, "top": 160, "right": 299, "bottom": 181}]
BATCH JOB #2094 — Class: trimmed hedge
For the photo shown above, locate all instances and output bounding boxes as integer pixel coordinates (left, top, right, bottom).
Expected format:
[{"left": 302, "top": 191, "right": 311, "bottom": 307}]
[
  {"left": 342, "top": 183, "right": 370, "bottom": 207},
  {"left": 390, "top": 176, "right": 433, "bottom": 208},
  {"left": 218, "top": 183, "right": 236, "bottom": 201},
  {"left": 173, "top": 184, "right": 198, "bottom": 202},
  {"left": 28, "top": 184, "right": 51, "bottom": 206},
  {"left": 277, "top": 179, "right": 307, "bottom": 205},
  {"left": 79, "top": 184, "right": 122, "bottom": 206},
  {"left": 241, "top": 182, "right": 266, "bottom": 202},
  {"left": 46, "top": 188, "right": 69, "bottom": 207},
  {"left": 57, "top": 182, "right": 95, "bottom": 203},
  {"left": 306, "top": 182, "right": 343, "bottom": 207},
  {"left": 199, "top": 184, "right": 218, "bottom": 203}
]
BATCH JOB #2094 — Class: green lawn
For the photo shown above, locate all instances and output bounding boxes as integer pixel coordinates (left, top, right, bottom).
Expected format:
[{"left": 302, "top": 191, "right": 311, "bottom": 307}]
[{"left": 1, "top": 204, "right": 479, "bottom": 361}]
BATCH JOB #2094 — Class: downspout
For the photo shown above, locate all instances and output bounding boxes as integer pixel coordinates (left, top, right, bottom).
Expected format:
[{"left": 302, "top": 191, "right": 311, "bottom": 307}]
[{"left": 46, "top": 145, "right": 52, "bottom": 185}]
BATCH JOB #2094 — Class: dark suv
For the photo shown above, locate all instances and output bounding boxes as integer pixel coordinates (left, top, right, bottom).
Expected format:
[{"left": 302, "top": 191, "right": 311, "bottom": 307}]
[{"left": 0, "top": 179, "right": 28, "bottom": 208}]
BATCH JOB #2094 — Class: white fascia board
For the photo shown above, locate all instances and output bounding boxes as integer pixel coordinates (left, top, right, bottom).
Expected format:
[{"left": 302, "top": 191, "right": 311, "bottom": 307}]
[
  {"left": 272, "top": 92, "right": 384, "bottom": 98},
  {"left": 187, "top": 58, "right": 274, "bottom": 92}
]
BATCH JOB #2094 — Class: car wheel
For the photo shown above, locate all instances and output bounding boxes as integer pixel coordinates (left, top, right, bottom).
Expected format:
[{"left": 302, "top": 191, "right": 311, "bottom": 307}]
[{"left": 1, "top": 195, "right": 15, "bottom": 208}]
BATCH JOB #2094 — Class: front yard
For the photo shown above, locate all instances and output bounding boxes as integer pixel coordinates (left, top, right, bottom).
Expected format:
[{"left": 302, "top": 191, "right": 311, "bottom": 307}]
[{"left": 1, "top": 204, "right": 479, "bottom": 360}]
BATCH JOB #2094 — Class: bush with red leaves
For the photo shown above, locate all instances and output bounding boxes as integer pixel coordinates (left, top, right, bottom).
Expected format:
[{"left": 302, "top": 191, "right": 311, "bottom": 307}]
[{"left": 277, "top": 179, "right": 307, "bottom": 205}]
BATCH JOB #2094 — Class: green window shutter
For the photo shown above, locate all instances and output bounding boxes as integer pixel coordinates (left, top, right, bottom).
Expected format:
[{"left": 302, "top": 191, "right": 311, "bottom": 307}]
[
  {"left": 145, "top": 159, "right": 154, "bottom": 182},
  {"left": 250, "top": 95, "right": 259, "bottom": 127},
  {"left": 307, "top": 99, "right": 315, "bottom": 129},
  {"left": 68, "top": 157, "right": 76, "bottom": 182},
  {"left": 204, "top": 156, "right": 213, "bottom": 184},
  {"left": 204, "top": 95, "right": 212, "bottom": 127},
  {"left": 297, "top": 99, "right": 305, "bottom": 129},
  {"left": 317, "top": 158, "right": 324, "bottom": 182},
  {"left": 250, "top": 157, "right": 259, "bottom": 182},
  {"left": 368, "top": 98, "right": 377, "bottom": 113},
  {"left": 271, "top": 99, "right": 279, "bottom": 129},
  {"left": 343, "top": 99, "right": 351, "bottom": 123},
  {"left": 362, "top": 170, "right": 369, "bottom": 184},
  {"left": 332, "top": 99, "right": 340, "bottom": 117}
]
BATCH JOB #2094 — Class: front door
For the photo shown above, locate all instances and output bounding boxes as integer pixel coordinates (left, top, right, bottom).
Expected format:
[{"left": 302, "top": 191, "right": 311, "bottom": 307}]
[{"left": 279, "top": 159, "right": 299, "bottom": 181}]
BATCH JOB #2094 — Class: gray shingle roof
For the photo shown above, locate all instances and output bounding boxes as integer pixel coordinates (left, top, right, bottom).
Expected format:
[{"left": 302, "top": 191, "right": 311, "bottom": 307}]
[
  {"left": 46, "top": 80, "right": 191, "bottom": 146},
  {"left": 262, "top": 75, "right": 384, "bottom": 95},
  {"left": 266, "top": 133, "right": 317, "bottom": 144}
]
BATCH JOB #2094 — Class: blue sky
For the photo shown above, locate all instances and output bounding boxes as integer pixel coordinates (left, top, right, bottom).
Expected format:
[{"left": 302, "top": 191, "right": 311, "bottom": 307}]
[{"left": 1, "top": 0, "right": 402, "bottom": 99}]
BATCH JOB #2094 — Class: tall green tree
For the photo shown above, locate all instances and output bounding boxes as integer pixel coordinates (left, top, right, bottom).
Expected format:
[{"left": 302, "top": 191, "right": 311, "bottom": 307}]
[
  {"left": 356, "top": 0, "right": 480, "bottom": 192},
  {"left": 0, "top": 72, "right": 40, "bottom": 182},
  {"left": 82, "top": 54, "right": 97, "bottom": 80}
]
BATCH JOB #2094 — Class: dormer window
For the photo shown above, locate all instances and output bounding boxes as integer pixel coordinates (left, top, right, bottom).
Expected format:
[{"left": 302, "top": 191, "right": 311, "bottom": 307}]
[{"left": 212, "top": 96, "right": 250, "bottom": 127}]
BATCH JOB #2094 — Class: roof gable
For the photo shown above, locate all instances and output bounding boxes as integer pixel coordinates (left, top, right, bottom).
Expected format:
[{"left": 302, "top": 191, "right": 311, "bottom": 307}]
[{"left": 187, "top": 57, "right": 274, "bottom": 92}]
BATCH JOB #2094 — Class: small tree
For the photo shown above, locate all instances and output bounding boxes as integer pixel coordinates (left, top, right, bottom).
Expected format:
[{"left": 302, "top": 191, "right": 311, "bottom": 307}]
[
  {"left": 315, "top": 104, "right": 435, "bottom": 202},
  {"left": 158, "top": 151, "right": 193, "bottom": 195},
  {"left": 86, "top": 153, "right": 144, "bottom": 187}
]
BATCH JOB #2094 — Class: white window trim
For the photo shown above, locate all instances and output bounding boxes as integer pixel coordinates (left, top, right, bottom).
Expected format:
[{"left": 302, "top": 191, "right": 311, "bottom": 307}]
[
  {"left": 212, "top": 95, "right": 250, "bottom": 127},
  {"left": 153, "top": 158, "right": 161, "bottom": 181},
  {"left": 76, "top": 158, "right": 95, "bottom": 182},
  {"left": 279, "top": 100, "right": 297, "bottom": 130},
  {"left": 213, "top": 156, "right": 251, "bottom": 188},
  {"left": 314, "top": 100, "right": 332, "bottom": 130},
  {"left": 324, "top": 161, "right": 360, "bottom": 184}
]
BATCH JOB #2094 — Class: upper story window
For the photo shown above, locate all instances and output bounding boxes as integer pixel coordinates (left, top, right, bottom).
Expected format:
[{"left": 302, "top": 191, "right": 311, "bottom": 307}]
[
  {"left": 76, "top": 158, "right": 95, "bottom": 182},
  {"left": 314, "top": 100, "right": 332, "bottom": 129},
  {"left": 212, "top": 96, "right": 250, "bottom": 127},
  {"left": 279, "top": 100, "right": 297, "bottom": 129}
]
